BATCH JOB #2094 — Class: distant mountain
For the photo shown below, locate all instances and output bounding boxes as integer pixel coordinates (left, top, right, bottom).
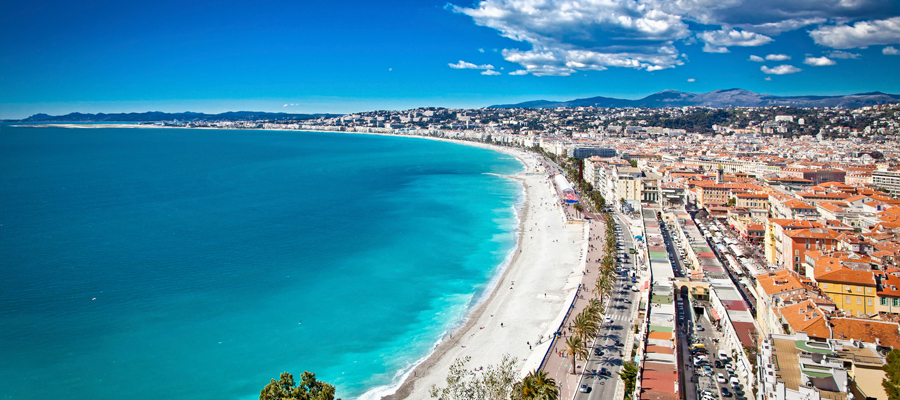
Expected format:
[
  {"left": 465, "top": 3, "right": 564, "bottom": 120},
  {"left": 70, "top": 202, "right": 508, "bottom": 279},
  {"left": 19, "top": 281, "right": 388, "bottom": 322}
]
[
  {"left": 490, "top": 89, "right": 900, "bottom": 109},
  {"left": 12, "top": 111, "right": 339, "bottom": 123}
]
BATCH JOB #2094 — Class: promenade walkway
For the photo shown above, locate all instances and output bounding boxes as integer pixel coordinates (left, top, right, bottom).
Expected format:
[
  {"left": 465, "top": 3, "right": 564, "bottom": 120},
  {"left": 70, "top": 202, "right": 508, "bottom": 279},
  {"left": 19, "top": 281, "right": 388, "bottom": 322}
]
[{"left": 540, "top": 215, "right": 608, "bottom": 399}]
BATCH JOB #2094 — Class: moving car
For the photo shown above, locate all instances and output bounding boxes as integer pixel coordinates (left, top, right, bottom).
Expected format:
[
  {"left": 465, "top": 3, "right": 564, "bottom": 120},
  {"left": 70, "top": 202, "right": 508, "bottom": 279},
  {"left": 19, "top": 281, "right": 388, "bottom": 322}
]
[
  {"left": 600, "top": 367, "right": 609, "bottom": 376},
  {"left": 579, "top": 383, "right": 590, "bottom": 393},
  {"left": 594, "top": 348, "right": 603, "bottom": 356}
]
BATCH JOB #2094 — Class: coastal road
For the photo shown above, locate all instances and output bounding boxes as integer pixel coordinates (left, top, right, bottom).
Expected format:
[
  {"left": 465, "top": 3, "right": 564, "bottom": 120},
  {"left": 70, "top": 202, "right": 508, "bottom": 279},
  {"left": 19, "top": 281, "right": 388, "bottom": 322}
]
[{"left": 576, "top": 214, "right": 640, "bottom": 400}]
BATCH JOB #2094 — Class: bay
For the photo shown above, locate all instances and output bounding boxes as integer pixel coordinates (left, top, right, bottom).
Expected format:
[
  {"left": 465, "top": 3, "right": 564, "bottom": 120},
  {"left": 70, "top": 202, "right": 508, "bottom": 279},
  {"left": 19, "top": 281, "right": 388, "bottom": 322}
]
[{"left": 0, "top": 126, "right": 522, "bottom": 399}]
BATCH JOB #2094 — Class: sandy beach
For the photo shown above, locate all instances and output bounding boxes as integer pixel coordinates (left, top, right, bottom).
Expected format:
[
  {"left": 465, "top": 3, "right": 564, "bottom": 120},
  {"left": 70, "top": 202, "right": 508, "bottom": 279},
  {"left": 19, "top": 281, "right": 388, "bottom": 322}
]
[{"left": 376, "top": 143, "right": 587, "bottom": 400}]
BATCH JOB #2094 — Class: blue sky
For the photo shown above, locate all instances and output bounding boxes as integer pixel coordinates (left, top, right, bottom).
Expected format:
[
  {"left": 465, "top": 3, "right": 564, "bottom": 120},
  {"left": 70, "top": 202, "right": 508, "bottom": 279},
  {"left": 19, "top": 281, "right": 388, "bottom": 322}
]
[{"left": 2, "top": 0, "right": 899, "bottom": 118}]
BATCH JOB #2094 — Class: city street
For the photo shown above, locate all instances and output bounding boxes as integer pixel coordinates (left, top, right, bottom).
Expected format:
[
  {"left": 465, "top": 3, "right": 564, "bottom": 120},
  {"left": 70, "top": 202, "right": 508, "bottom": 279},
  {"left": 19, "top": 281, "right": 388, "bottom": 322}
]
[{"left": 575, "top": 213, "right": 641, "bottom": 400}]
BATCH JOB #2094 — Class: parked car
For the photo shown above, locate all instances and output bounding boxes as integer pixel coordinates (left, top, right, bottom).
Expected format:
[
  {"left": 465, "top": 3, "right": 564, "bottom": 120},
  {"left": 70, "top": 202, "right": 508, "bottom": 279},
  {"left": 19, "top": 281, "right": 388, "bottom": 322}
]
[
  {"left": 716, "top": 373, "right": 727, "bottom": 383},
  {"left": 714, "top": 360, "right": 723, "bottom": 368},
  {"left": 720, "top": 387, "right": 732, "bottom": 397},
  {"left": 702, "top": 366, "right": 713, "bottom": 376}
]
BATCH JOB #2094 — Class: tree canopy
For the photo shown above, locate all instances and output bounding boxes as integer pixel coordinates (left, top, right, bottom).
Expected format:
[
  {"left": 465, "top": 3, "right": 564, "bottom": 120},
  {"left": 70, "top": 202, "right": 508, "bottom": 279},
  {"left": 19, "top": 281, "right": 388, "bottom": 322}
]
[
  {"left": 430, "top": 355, "right": 520, "bottom": 400},
  {"left": 260, "top": 371, "right": 339, "bottom": 400},
  {"left": 884, "top": 349, "right": 900, "bottom": 400}
]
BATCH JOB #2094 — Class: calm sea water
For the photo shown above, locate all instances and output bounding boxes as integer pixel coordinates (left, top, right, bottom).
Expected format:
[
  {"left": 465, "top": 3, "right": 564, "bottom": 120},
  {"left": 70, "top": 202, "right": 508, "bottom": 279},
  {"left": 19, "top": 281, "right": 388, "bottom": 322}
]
[{"left": 0, "top": 126, "right": 523, "bottom": 399}]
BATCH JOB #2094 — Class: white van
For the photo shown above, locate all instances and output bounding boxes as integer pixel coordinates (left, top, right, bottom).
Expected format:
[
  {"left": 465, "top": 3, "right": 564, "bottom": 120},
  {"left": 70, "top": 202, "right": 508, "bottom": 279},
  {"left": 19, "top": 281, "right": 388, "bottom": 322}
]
[{"left": 718, "top": 351, "right": 729, "bottom": 360}]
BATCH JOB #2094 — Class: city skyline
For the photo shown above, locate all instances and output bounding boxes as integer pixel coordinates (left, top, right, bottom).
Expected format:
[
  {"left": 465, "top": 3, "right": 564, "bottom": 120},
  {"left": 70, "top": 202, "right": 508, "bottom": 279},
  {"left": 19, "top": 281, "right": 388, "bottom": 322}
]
[{"left": 2, "top": 0, "right": 900, "bottom": 119}]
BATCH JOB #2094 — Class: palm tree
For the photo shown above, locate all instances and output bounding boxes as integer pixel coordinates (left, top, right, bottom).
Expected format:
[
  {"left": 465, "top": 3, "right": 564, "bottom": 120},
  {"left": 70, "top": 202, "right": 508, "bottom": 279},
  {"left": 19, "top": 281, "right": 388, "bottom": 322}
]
[
  {"left": 594, "top": 272, "right": 613, "bottom": 302},
  {"left": 587, "top": 298, "right": 605, "bottom": 318},
  {"left": 516, "top": 370, "right": 559, "bottom": 400},
  {"left": 564, "top": 335, "right": 589, "bottom": 375},
  {"left": 572, "top": 311, "right": 599, "bottom": 341}
]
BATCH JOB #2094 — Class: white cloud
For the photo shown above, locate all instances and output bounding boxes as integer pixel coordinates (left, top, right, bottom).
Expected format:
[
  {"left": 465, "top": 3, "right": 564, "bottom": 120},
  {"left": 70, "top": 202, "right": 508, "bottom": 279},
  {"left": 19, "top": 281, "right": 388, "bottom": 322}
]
[
  {"left": 765, "top": 77, "right": 772, "bottom": 81},
  {"left": 478, "top": 48, "right": 485, "bottom": 53},
  {"left": 827, "top": 50, "right": 861, "bottom": 59},
  {"left": 810, "top": 17, "right": 900, "bottom": 49},
  {"left": 698, "top": 29, "right": 773, "bottom": 53},
  {"left": 283, "top": 104, "right": 289, "bottom": 107},
  {"left": 885, "top": 46, "right": 900, "bottom": 55},
  {"left": 735, "top": 18, "right": 827, "bottom": 35},
  {"left": 765, "top": 54, "right": 790, "bottom": 61},
  {"left": 749, "top": 55, "right": 765, "bottom": 62},
  {"left": 761, "top": 65, "right": 802, "bottom": 74},
  {"left": 509, "top": 70, "right": 529, "bottom": 75},
  {"left": 451, "top": 0, "right": 900, "bottom": 75},
  {"left": 448, "top": 60, "right": 494, "bottom": 70},
  {"left": 687, "top": 78, "right": 696, "bottom": 82},
  {"left": 481, "top": 69, "right": 501, "bottom": 75},
  {"left": 452, "top": 0, "right": 690, "bottom": 74},
  {"left": 804, "top": 56, "right": 836, "bottom": 66}
]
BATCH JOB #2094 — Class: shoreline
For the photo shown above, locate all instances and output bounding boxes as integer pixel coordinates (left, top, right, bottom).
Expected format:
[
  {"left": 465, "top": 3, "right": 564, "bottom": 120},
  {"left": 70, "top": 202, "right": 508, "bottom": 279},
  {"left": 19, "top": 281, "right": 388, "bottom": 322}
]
[
  {"left": 376, "top": 143, "right": 585, "bottom": 400},
  {"left": 19, "top": 123, "right": 583, "bottom": 400}
]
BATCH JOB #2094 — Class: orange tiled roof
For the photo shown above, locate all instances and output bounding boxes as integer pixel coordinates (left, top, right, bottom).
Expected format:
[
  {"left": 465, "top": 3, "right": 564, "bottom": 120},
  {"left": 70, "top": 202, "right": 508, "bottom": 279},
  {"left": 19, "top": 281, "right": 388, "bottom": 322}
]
[
  {"left": 830, "top": 318, "right": 900, "bottom": 348},
  {"left": 780, "top": 300, "right": 831, "bottom": 338},
  {"left": 816, "top": 267, "right": 876, "bottom": 286}
]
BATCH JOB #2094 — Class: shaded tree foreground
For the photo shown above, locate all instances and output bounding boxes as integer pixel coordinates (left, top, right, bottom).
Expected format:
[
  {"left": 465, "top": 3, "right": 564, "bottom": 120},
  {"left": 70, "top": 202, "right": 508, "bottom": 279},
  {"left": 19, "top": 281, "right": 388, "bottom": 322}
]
[
  {"left": 430, "top": 355, "right": 559, "bottom": 400},
  {"left": 260, "top": 371, "right": 339, "bottom": 400}
]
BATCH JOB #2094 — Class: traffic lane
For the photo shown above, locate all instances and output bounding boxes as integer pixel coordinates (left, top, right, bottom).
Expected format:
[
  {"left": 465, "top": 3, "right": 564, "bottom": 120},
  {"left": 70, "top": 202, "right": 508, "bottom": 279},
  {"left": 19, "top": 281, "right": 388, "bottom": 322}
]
[
  {"left": 580, "top": 275, "right": 638, "bottom": 399},
  {"left": 687, "top": 303, "right": 744, "bottom": 400},
  {"left": 584, "top": 294, "right": 634, "bottom": 399}
]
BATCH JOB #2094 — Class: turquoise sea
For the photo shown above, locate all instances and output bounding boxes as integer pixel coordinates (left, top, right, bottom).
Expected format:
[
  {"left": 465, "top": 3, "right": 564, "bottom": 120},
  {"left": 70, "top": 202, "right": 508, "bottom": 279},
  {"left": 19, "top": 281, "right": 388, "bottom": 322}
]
[{"left": 0, "top": 126, "right": 523, "bottom": 399}]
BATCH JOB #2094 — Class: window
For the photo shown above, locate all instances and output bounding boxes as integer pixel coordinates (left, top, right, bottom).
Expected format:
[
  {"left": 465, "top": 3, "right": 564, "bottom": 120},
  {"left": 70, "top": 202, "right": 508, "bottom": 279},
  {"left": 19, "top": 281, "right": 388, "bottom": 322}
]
[
  {"left": 867, "top": 287, "right": 873, "bottom": 294},
  {"left": 868, "top": 298, "right": 873, "bottom": 306},
  {"left": 858, "top": 297, "right": 862, "bottom": 305},
  {"left": 795, "top": 257, "right": 800, "bottom": 262},
  {"left": 882, "top": 298, "right": 889, "bottom": 306},
  {"left": 846, "top": 297, "right": 851, "bottom": 304},
  {"left": 795, "top": 250, "right": 800, "bottom": 256},
  {"left": 858, "top": 286, "right": 862, "bottom": 293},
  {"left": 823, "top": 283, "right": 829, "bottom": 289},
  {"left": 894, "top": 298, "right": 900, "bottom": 307}
]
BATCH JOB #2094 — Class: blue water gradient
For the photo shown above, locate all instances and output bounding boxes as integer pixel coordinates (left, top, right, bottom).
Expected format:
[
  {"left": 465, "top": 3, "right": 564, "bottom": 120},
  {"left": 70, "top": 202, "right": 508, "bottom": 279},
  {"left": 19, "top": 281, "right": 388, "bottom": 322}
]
[{"left": 0, "top": 126, "right": 523, "bottom": 399}]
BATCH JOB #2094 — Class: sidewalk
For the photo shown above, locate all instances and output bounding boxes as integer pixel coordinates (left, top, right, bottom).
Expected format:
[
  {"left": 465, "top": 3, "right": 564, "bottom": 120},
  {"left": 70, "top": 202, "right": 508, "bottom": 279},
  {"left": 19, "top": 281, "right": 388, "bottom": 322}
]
[{"left": 541, "top": 215, "right": 621, "bottom": 399}]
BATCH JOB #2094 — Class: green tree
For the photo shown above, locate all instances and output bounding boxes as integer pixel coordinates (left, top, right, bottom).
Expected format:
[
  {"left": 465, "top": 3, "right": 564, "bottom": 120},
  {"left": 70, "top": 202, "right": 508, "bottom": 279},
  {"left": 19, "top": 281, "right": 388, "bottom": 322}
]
[
  {"left": 628, "top": 159, "right": 637, "bottom": 168},
  {"left": 884, "top": 349, "right": 900, "bottom": 400},
  {"left": 260, "top": 372, "right": 339, "bottom": 400},
  {"left": 430, "top": 355, "right": 519, "bottom": 400},
  {"left": 572, "top": 310, "right": 599, "bottom": 341},
  {"left": 564, "top": 335, "right": 589, "bottom": 375},
  {"left": 618, "top": 361, "right": 639, "bottom": 400},
  {"left": 514, "top": 369, "right": 559, "bottom": 400}
]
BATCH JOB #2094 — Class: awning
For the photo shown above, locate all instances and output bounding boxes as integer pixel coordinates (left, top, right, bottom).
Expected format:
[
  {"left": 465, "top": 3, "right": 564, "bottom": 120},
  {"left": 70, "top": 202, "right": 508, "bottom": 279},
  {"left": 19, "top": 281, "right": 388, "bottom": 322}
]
[{"left": 708, "top": 307, "right": 721, "bottom": 321}]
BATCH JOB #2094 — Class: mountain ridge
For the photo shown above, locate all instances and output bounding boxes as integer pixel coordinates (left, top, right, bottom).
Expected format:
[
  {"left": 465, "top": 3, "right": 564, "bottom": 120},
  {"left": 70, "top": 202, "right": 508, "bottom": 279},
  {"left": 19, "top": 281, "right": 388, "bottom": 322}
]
[{"left": 490, "top": 89, "right": 900, "bottom": 109}]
